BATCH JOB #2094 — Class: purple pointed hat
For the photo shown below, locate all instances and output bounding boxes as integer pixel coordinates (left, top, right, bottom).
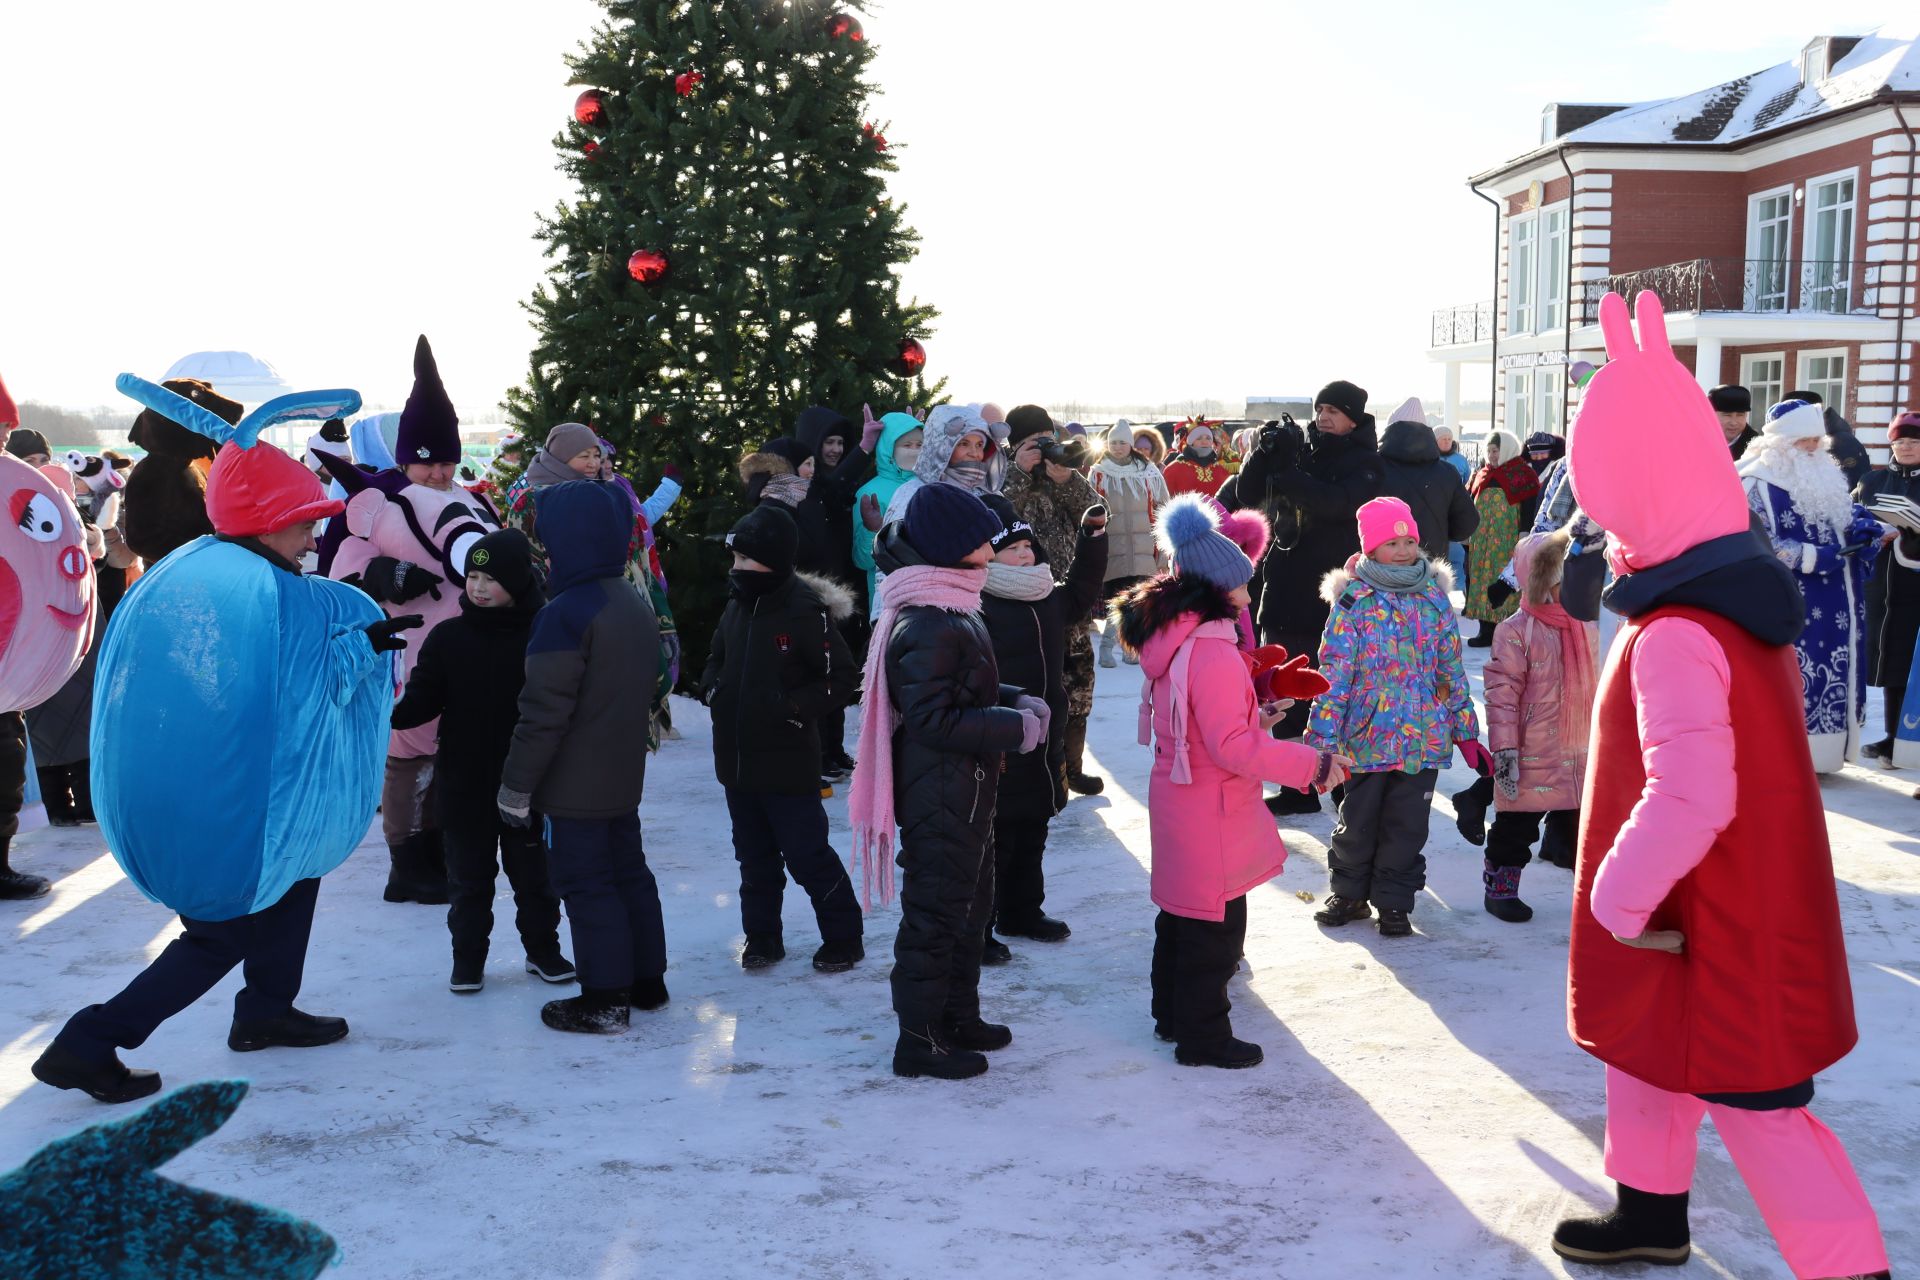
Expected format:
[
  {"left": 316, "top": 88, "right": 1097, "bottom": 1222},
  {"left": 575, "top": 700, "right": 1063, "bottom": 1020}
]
[{"left": 394, "top": 335, "right": 460, "bottom": 465}]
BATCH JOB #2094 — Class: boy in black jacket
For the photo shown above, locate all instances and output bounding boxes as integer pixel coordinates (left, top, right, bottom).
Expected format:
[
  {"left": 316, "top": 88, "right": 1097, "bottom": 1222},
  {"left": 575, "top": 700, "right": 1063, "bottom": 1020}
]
[
  {"left": 393, "top": 529, "right": 571, "bottom": 995},
  {"left": 701, "top": 505, "right": 864, "bottom": 973},
  {"left": 977, "top": 495, "right": 1107, "bottom": 961}
]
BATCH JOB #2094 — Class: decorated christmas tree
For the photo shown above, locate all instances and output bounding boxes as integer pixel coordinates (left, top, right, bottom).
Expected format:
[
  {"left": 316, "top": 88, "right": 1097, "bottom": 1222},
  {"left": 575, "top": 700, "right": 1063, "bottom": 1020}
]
[{"left": 506, "top": 0, "right": 940, "bottom": 668}]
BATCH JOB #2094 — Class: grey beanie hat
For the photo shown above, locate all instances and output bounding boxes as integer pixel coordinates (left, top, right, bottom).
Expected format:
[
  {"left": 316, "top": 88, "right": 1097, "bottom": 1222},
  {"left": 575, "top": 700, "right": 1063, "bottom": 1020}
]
[
  {"left": 1154, "top": 493, "right": 1255, "bottom": 590},
  {"left": 543, "top": 421, "right": 600, "bottom": 463}
]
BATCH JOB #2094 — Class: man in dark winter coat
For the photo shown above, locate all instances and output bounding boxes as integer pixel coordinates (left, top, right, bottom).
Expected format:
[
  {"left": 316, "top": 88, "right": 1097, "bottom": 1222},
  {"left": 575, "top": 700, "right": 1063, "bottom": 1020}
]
[
  {"left": 1857, "top": 410, "right": 1920, "bottom": 762},
  {"left": 120, "top": 378, "right": 236, "bottom": 565},
  {"left": 1376, "top": 416, "right": 1478, "bottom": 562},
  {"left": 392, "top": 527, "right": 570, "bottom": 995},
  {"left": 977, "top": 493, "right": 1107, "bottom": 956},
  {"left": 1784, "top": 389, "right": 1871, "bottom": 491},
  {"left": 1710, "top": 385, "right": 1758, "bottom": 459},
  {"left": 701, "top": 504, "right": 865, "bottom": 973},
  {"left": 864, "top": 485, "right": 1041, "bottom": 1080},
  {"left": 1001, "top": 404, "right": 1105, "bottom": 796},
  {"left": 1233, "top": 381, "right": 1382, "bottom": 814},
  {"left": 498, "top": 481, "right": 663, "bottom": 1036}
]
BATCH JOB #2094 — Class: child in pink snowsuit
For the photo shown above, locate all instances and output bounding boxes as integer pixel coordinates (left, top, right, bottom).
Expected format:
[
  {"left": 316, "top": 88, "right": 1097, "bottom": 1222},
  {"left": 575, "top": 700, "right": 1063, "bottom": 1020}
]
[
  {"left": 1113, "top": 495, "right": 1349, "bottom": 1070},
  {"left": 1553, "top": 291, "right": 1887, "bottom": 1278},
  {"left": 1479, "top": 529, "right": 1599, "bottom": 921}
]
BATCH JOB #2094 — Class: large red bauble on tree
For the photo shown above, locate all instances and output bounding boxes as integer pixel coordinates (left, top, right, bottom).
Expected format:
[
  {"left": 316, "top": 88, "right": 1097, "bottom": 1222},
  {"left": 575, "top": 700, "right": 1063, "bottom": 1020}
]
[
  {"left": 674, "top": 71, "right": 703, "bottom": 97},
  {"left": 892, "top": 338, "right": 927, "bottom": 377},
  {"left": 826, "top": 12, "right": 863, "bottom": 42},
  {"left": 574, "top": 89, "right": 608, "bottom": 128},
  {"left": 862, "top": 122, "right": 888, "bottom": 151},
  {"left": 627, "top": 249, "right": 670, "bottom": 284}
]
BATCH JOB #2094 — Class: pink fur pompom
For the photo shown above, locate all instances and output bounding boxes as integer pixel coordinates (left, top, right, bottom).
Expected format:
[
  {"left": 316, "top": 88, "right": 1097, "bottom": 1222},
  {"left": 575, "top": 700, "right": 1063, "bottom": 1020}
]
[{"left": 1218, "top": 508, "right": 1271, "bottom": 563}]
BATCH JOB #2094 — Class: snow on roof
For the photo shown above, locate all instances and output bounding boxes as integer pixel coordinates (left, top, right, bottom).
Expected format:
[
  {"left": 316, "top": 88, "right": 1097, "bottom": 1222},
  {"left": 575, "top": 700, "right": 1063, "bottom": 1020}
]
[{"left": 1482, "top": 22, "right": 1918, "bottom": 177}]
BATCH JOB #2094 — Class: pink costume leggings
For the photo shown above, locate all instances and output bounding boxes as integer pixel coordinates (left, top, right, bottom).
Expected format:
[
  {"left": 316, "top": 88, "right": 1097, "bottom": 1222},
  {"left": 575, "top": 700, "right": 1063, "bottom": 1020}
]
[{"left": 1603, "top": 1066, "right": 1888, "bottom": 1279}]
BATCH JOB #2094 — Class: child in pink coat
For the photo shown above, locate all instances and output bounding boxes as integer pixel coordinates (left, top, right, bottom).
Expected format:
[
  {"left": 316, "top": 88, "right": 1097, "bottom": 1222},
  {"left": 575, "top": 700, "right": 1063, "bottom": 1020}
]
[
  {"left": 1480, "top": 529, "right": 1599, "bottom": 921},
  {"left": 1114, "top": 495, "right": 1349, "bottom": 1069}
]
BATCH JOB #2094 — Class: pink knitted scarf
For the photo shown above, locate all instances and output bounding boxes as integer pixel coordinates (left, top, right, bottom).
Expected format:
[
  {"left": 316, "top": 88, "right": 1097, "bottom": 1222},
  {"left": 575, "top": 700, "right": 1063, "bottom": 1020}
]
[{"left": 847, "top": 562, "right": 988, "bottom": 910}]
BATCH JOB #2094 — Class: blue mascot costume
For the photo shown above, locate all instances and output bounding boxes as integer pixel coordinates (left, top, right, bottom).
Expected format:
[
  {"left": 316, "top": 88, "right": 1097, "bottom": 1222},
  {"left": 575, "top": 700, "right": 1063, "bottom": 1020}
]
[{"left": 32, "top": 376, "right": 422, "bottom": 1104}]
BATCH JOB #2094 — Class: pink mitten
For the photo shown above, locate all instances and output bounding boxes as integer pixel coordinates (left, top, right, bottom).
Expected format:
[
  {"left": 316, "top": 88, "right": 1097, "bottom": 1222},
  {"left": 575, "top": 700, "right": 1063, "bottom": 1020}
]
[{"left": 1456, "top": 739, "right": 1495, "bottom": 776}]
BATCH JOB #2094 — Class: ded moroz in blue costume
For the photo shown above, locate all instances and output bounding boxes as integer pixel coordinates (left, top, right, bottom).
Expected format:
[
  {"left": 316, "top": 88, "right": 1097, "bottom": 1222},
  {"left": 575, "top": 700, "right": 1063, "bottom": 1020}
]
[{"left": 30, "top": 375, "right": 422, "bottom": 1104}]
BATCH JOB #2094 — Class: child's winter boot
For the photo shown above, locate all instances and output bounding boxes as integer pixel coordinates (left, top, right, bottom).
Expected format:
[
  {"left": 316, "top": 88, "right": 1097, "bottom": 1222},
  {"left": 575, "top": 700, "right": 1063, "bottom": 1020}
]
[
  {"left": 541, "top": 989, "right": 631, "bottom": 1034},
  {"left": 0, "top": 840, "right": 50, "bottom": 900},
  {"left": 1312, "top": 893, "right": 1371, "bottom": 927},
  {"left": 741, "top": 933, "right": 785, "bottom": 970},
  {"left": 1375, "top": 907, "right": 1413, "bottom": 937},
  {"left": 892, "top": 1025, "right": 988, "bottom": 1080},
  {"left": 1174, "top": 1036, "right": 1263, "bottom": 1069},
  {"left": 1483, "top": 860, "right": 1533, "bottom": 923},
  {"left": 1552, "top": 1184, "right": 1690, "bottom": 1267},
  {"left": 944, "top": 1017, "right": 1013, "bottom": 1052}
]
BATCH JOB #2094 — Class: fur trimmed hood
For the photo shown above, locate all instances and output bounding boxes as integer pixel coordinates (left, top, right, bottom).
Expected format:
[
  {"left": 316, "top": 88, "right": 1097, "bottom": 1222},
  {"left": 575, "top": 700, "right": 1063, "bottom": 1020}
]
[
  {"left": 1113, "top": 573, "right": 1241, "bottom": 657},
  {"left": 1318, "top": 555, "right": 1454, "bottom": 605},
  {"left": 796, "top": 570, "right": 856, "bottom": 622},
  {"left": 738, "top": 450, "right": 795, "bottom": 484}
]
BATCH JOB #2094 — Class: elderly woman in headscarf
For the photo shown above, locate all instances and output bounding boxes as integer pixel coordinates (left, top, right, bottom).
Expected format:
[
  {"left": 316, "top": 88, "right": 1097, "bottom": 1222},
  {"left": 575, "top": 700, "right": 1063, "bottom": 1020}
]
[
  {"left": 1463, "top": 429, "right": 1541, "bottom": 646},
  {"left": 1090, "top": 421, "right": 1171, "bottom": 666}
]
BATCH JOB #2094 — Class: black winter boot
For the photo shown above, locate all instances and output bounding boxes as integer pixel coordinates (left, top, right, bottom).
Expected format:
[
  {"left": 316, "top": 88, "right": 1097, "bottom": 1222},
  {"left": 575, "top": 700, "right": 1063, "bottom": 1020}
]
[
  {"left": 31, "top": 1043, "right": 162, "bottom": 1104},
  {"left": 541, "top": 988, "right": 630, "bottom": 1034},
  {"left": 1312, "top": 894, "right": 1371, "bottom": 927},
  {"left": 1175, "top": 1037, "right": 1264, "bottom": 1069},
  {"left": 40, "top": 766, "right": 80, "bottom": 827},
  {"left": 449, "top": 954, "right": 485, "bottom": 993},
  {"left": 0, "top": 839, "right": 51, "bottom": 900},
  {"left": 1375, "top": 907, "right": 1413, "bottom": 937},
  {"left": 980, "top": 936, "right": 1012, "bottom": 966},
  {"left": 811, "top": 938, "right": 864, "bottom": 973},
  {"left": 944, "top": 1018, "right": 1013, "bottom": 1052},
  {"left": 631, "top": 977, "right": 670, "bottom": 1011},
  {"left": 1483, "top": 860, "right": 1533, "bottom": 923},
  {"left": 1063, "top": 716, "right": 1103, "bottom": 796},
  {"left": 382, "top": 833, "right": 449, "bottom": 905},
  {"left": 1467, "top": 620, "right": 1496, "bottom": 648},
  {"left": 998, "top": 913, "right": 1070, "bottom": 942},
  {"left": 1552, "top": 1183, "right": 1691, "bottom": 1267},
  {"left": 228, "top": 1008, "right": 349, "bottom": 1052},
  {"left": 892, "top": 1026, "right": 988, "bottom": 1080},
  {"left": 741, "top": 933, "right": 785, "bottom": 970},
  {"left": 524, "top": 952, "right": 577, "bottom": 983}
]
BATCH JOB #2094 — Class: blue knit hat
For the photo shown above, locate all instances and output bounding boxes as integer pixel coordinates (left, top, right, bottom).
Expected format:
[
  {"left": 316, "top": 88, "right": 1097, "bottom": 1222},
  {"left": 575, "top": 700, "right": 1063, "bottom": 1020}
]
[
  {"left": 1155, "top": 493, "right": 1254, "bottom": 589},
  {"left": 902, "top": 483, "right": 1002, "bottom": 568}
]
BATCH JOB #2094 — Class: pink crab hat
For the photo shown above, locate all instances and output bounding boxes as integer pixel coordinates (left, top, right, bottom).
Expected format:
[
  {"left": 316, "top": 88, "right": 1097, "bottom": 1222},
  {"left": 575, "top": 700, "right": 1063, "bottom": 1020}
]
[{"left": 1356, "top": 496, "right": 1418, "bottom": 556}]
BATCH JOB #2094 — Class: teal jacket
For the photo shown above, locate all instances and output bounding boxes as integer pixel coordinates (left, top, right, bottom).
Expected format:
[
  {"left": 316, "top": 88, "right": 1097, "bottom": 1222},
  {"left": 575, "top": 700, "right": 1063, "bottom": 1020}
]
[{"left": 852, "top": 412, "right": 922, "bottom": 600}]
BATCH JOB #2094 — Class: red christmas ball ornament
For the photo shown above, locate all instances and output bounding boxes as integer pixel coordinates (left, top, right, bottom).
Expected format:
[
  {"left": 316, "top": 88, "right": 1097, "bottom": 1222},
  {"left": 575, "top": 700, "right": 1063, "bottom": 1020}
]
[
  {"left": 892, "top": 338, "right": 926, "bottom": 378},
  {"left": 674, "top": 70, "right": 703, "bottom": 97},
  {"left": 573, "top": 89, "right": 608, "bottom": 128},
  {"left": 627, "top": 249, "right": 670, "bottom": 284},
  {"left": 826, "top": 12, "right": 864, "bottom": 42},
  {"left": 863, "top": 123, "right": 888, "bottom": 151},
  {"left": 582, "top": 140, "right": 601, "bottom": 158}
]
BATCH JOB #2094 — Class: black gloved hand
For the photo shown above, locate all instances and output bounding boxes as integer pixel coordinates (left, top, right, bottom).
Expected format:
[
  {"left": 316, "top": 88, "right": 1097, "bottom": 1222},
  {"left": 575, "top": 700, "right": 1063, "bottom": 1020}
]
[
  {"left": 362, "top": 556, "right": 435, "bottom": 604},
  {"left": 364, "top": 614, "right": 426, "bottom": 654},
  {"left": 1486, "top": 578, "right": 1516, "bottom": 610}
]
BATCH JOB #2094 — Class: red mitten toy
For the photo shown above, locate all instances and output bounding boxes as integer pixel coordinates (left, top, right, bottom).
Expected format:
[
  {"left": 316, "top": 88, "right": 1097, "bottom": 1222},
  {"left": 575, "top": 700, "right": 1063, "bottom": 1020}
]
[{"left": 1246, "top": 645, "right": 1332, "bottom": 702}]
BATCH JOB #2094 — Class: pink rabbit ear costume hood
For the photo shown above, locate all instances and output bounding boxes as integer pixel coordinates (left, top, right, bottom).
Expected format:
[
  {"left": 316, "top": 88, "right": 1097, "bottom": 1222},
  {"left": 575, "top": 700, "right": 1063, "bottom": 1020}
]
[{"left": 1567, "top": 292, "right": 1751, "bottom": 574}]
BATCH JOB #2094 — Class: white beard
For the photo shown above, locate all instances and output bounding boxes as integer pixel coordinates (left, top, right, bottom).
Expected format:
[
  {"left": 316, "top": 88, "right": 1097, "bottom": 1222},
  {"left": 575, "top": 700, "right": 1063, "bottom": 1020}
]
[{"left": 1740, "top": 437, "right": 1853, "bottom": 534}]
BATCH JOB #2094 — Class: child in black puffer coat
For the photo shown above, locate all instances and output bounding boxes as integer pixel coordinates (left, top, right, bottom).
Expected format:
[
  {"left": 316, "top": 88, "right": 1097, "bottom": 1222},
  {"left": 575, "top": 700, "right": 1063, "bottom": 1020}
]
[
  {"left": 392, "top": 528, "right": 571, "bottom": 996},
  {"left": 976, "top": 494, "right": 1108, "bottom": 961},
  {"left": 701, "top": 504, "right": 864, "bottom": 974},
  {"left": 849, "top": 485, "right": 1046, "bottom": 1082}
]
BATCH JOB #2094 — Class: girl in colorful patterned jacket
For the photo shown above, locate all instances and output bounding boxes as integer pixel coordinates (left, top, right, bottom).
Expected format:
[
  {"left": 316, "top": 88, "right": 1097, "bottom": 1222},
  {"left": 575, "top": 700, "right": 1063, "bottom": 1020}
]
[
  {"left": 1478, "top": 529, "right": 1599, "bottom": 923},
  {"left": 1307, "top": 496, "right": 1492, "bottom": 937}
]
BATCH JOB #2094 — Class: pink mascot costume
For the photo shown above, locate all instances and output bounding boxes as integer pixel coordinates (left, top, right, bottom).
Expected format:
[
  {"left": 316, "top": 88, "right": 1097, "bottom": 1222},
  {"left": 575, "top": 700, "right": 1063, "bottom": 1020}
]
[
  {"left": 0, "top": 450, "right": 96, "bottom": 898},
  {"left": 322, "top": 337, "right": 498, "bottom": 906},
  {"left": 1555, "top": 291, "right": 1888, "bottom": 1278}
]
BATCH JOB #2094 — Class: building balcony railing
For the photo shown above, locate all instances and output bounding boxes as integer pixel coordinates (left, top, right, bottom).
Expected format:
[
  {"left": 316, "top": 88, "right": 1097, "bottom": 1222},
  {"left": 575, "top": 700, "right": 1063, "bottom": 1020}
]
[
  {"left": 1432, "top": 301, "right": 1494, "bottom": 347},
  {"left": 1575, "top": 258, "right": 1877, "bottom": 325}
]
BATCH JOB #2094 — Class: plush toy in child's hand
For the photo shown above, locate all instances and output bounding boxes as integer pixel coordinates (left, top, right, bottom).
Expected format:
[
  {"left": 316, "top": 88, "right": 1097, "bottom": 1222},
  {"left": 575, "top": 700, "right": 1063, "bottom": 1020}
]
[{"left": 1246, "top": 644, "right": 1332, "bottom": 702}]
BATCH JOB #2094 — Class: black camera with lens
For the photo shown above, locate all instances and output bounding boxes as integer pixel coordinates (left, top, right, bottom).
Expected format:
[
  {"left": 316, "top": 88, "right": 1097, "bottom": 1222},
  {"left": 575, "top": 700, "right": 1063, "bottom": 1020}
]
[{"left": 1038, "top": 436, "right": 1087, "bottom": 468}]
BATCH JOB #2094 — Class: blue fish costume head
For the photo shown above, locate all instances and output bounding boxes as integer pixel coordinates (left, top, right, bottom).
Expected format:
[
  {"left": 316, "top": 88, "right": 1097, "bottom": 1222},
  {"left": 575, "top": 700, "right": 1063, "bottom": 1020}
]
[{"left": 92, "top": 375, "right": 391, "bottom": 920}]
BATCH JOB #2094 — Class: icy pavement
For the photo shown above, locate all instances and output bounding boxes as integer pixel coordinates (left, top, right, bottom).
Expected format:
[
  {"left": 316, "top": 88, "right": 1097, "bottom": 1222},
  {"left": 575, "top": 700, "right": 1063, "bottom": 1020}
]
[{"left": 2, "top": 633, "right": 1915, "bottom": 1279}]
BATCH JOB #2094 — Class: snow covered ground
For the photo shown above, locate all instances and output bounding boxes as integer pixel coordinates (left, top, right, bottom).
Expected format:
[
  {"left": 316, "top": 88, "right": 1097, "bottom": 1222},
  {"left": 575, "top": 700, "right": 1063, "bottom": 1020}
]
[{"left": 2, "top": 631, "right": 1916, "bottom": 1278}]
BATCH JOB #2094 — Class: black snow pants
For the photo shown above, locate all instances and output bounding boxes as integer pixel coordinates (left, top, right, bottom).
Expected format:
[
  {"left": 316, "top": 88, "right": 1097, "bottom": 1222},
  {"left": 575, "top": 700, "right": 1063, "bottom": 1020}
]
[
  {"left": 443, "top": 818, "right": 563, "bottom": 963},
  {"left": 1326, "top": 768, "right": 1438, "bottom": 912},
  {"left": 1151, "top": 895, "right": 1248, "bottom": 1050},
  {"left": 725, "top": 788, "right": 862, "bottom": 944}
]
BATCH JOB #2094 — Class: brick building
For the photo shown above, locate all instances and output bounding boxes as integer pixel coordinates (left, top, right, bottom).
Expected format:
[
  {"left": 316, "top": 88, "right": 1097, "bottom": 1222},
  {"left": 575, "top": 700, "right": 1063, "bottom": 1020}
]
[{"left": 1428, "top": 24, "right": 1918, "bottom": 459}]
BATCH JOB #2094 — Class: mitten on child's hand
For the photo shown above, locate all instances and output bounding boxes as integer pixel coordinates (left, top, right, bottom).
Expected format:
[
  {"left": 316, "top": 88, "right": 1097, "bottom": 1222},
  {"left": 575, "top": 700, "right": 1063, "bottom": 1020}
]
[
  {"left": 1261, "top": 653, "right": 1331, "bottom": 702},
  {"left": 364, "top": 614, "right": 425, "bottom": 654},
  {"left": 860, "top": 492, "right": 883, "bottom": 532},
  {"left": 1456, "top": 739, "right": 1495, "bottom": 776},
  {"left": 1015, "top": 708, "right": 1046, "bottom": 755},
  {"left": 1493, "top": 747, "right": 1520, "bottom": 802},
  {"left": 1013, "top": 694, "right": 1051, "bottom": 744},
  {"left": 496, "top": 785, "right": 533, "bottom": 828},
  {"left": 859, "top": 404, "right": 884, "bottom": 453}
]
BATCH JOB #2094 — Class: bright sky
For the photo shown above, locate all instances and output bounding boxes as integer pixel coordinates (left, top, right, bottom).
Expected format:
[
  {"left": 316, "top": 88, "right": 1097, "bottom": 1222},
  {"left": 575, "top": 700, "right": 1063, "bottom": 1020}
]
[{"left": 0, "top": 0, "right": 1898, "bottom": 416}]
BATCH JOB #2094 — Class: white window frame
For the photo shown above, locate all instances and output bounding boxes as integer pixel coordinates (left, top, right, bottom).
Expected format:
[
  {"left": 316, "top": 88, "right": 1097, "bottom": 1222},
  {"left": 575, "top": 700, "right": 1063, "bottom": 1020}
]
[
  {"left": 1741, "top": 351, "right": 1786, "bottom": 415},
  {"left": 1538, "top": 203, "right": 1569, "bottom": 332},
  {"left": 1801, "top": 167, "right": 1859, "bottom": 312},
  {"left": 1505, "top": 370, "right": 1534, "bottom": 440},
  {"left": 1507, "top": 213, "right": 1537, "bottom": 337},
  {"left": 1745, "top": 184, "right": 1794, "bottom": 312},
  {"left": 1536, "top": 367, "right": 1565, "bottom": 437},
  {"left": 1795, "top": 347, "right": 1849, "bottom": 416}
]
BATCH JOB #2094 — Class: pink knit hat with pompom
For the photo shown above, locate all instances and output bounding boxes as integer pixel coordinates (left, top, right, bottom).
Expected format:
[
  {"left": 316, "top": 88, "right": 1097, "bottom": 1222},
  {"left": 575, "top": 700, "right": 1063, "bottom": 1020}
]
[
  {"left": 1356, "top": 496, "right": 1418, "bottom": 556},
  {"left": 1218, "top": 507, "right": 1271, "bottom": 563}
]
